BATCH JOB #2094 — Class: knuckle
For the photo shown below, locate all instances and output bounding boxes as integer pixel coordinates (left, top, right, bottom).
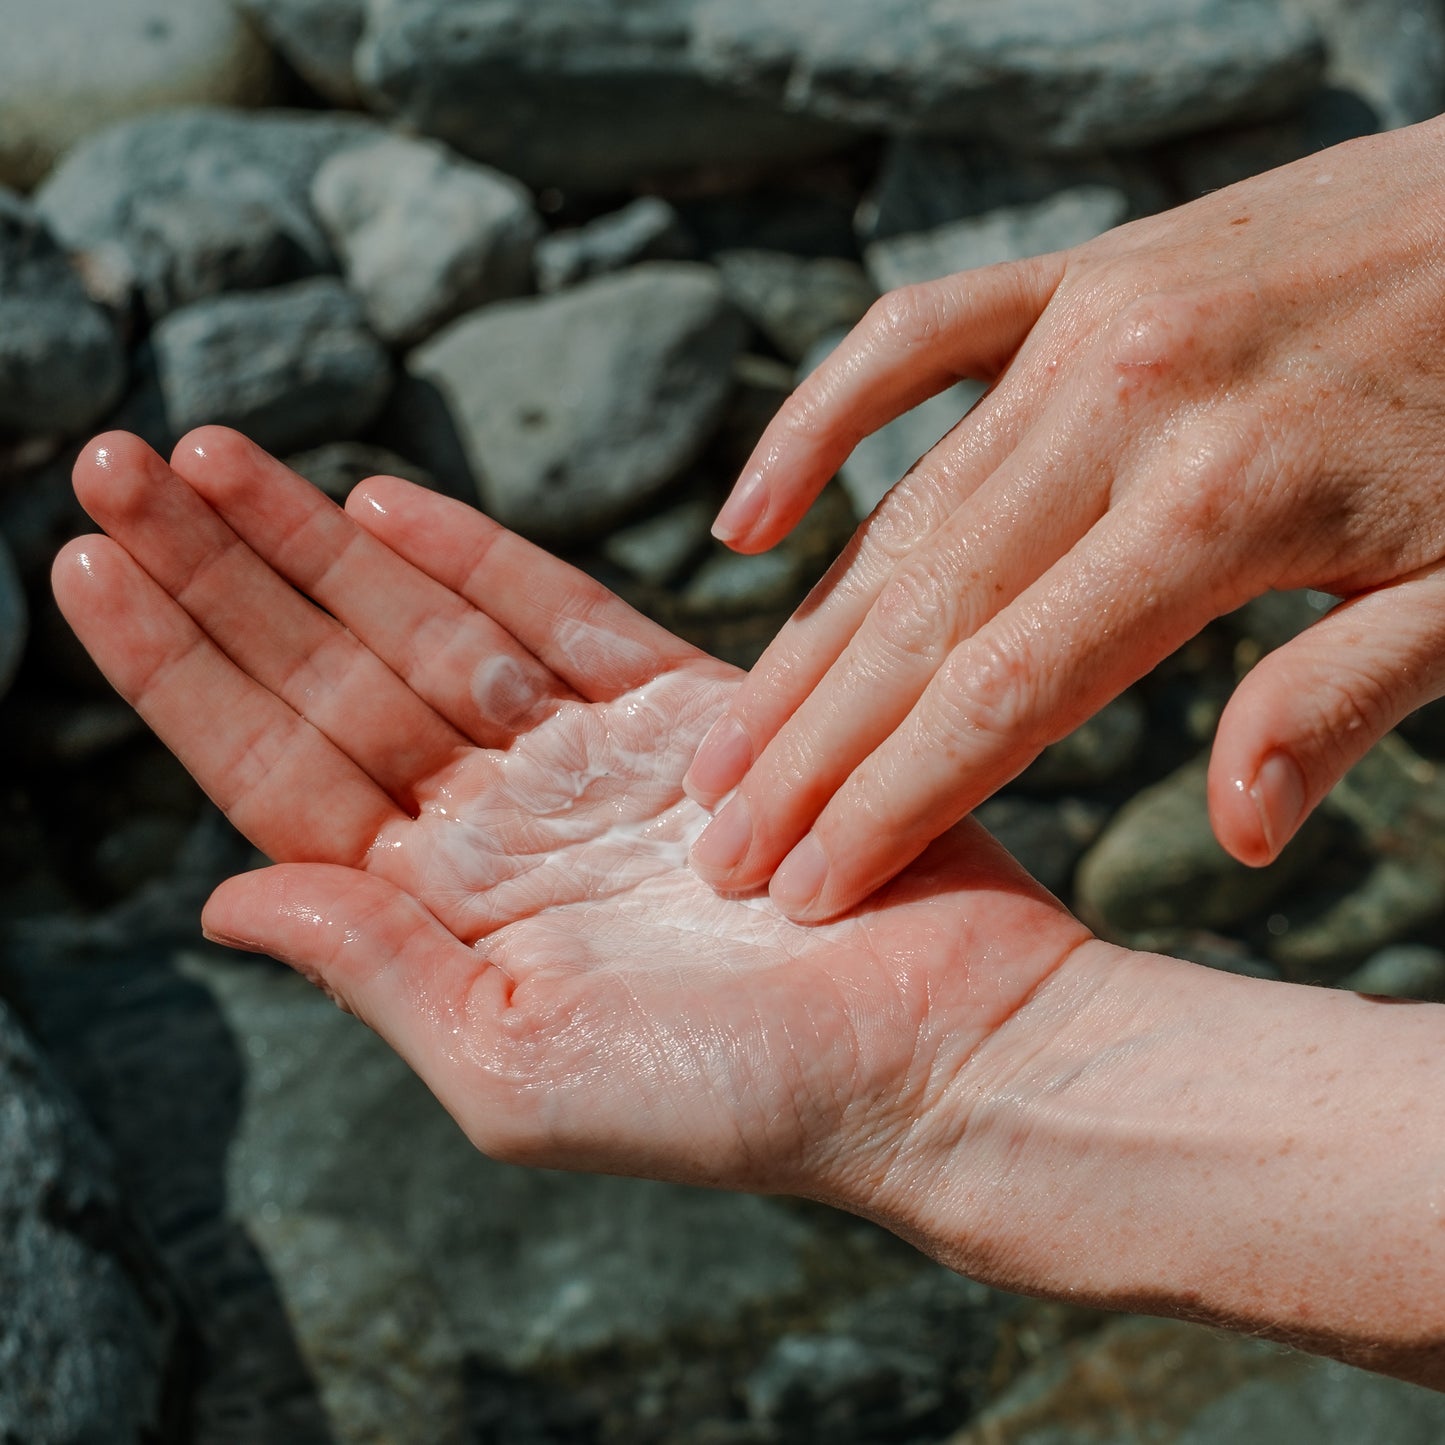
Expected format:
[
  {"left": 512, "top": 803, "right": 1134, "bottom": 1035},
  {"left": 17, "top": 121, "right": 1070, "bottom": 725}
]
[
  {"left": 932, "top": 630, "right": 1039, "bottom": 754},
  {"left": 871, "top": 564, "right": 956, "bottom": 661},
  {"left": 866, "top": 474, "right": 952, "bottom": 560},
  {"left": 867, "top": 281, "right": 951, "bottom": 351}
]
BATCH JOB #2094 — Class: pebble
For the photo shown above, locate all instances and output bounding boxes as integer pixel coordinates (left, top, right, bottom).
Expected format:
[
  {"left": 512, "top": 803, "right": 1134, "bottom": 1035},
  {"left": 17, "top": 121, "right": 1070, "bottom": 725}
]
[
  {"left": 407, "top": 262, "right": 745, "bottom": 542},
  {"left": 535, "top": 197, "right": 693, "bottom": 293},
  {"left": 312, "top": 135, "right": 542, "bottom": 347},
  {"left": 150, "top": 276, "right": 392, "bottom": 455},
  {"left": 233, "top": 0, "right": 366, "bottom": 106},
  {"left": 715, "top": 249, "right": 877, "bottom": 363}
]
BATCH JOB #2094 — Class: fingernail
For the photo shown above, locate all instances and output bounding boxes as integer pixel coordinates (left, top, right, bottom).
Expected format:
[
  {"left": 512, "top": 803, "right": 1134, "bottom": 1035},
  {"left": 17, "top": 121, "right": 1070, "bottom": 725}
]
[
  {"left": 1249, "top": 751, "right": 1306, "bottom": 861},
  {"left": 771, "top": 835, "right": 828, "bottom": 915},
  {"left": 711, "top": 472, "right": 766, "bottom": 544},
  {"left": 684, "top": 714, "right": 752, "bottom": 803},
  {"left": 691, "top": 794, "right": 752, "bottom": 876}
]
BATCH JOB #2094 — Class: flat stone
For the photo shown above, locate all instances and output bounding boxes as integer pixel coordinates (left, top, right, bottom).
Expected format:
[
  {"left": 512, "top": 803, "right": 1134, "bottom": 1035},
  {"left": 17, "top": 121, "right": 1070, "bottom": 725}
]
[
  {"left": 151, "top": 277, "right": 392, "bottom": 455},
  {"left": 602, "top": 496, "right": 716, "bottom": 588},
  {"left": 535, "top": 197, "right": 693, "bottom": 294},
  {"left": 0, "top": 191, "right": 126, "bottom": 437},
  {"left": 312, "top": 135, "right": 542, "bottom": 347},
  {"left": 35, "top": 107, "right": 382, "bottom": 320},
  {"left": 233, "top": 0, "right": 367, "bottom": 106},
  {"left": 715, "top": 249, "right": 877, "bottom": 362},
  {"left": 0, "top": 0, "right": 278, "bottom": 190},
  {"left": 407, "top": 262, "right": 744, "bottom": 543}
]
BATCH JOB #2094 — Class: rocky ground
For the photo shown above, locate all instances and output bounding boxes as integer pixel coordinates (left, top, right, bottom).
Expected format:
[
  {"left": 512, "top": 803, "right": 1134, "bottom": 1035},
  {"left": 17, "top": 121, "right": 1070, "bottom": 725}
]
[{"left": 7, "top": 0, "right": 1445, "bottom": 1440}]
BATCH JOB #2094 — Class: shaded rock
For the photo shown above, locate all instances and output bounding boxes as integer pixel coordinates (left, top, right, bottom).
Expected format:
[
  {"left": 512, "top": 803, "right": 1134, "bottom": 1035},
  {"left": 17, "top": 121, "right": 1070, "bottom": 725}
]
[
  {"left": 234, "top": 0, "right": 367, "bottom": 106},
  {"left": 284, "top": 440, "right": 437, "bottom": 502},
  {"left": 946, "top": 1314, "right": 1445, "bottom": 1444},
  {"left": 312, "top": 135, "right": 542, "bottom": 347},
  {"left": 745, "top": 1333, "right": 931, "bottom": 1433},
  {"left": 974, "top": 796, "right": 1108, "bottom": 901},
  {"left": 1222, "top": 588, "right": 1338, "bottom": 654},
  {"left": 151, "top": 277, "right": 392, "bottom": 455},
  {"left": 1299, "top": 0, "right": 1445, "bottom": 130},
  {"left": 800, "top": 328, "right": 984, "bottom": 521},
  {"left": 1339, "top": 944, "right": 1445, "bottom": 1001},
  {"left": 182, "top": 951, "right": 818, "bottom": 1371},
  {"left": 0, "top": 532, "right": 26, "bottom": 702},
  {"left": 715, "top": 249, "right": 876, "bottom": 362},
  {"left": 1018, "top": 693, "right": 1147, "bottom": 793},
  {"left": 683, "top": 544, "right": 805, "bottom": 615},
  {"left": 407, "top": 262, "right": 744, "bottom": 543},
  {"left": 691, "top": 0, "right": 1325, "bottom": 152},
  {"left": 865, "top": 185, "right": 1132, "bottom": 292},
  {"left": 354, "top": 0, "right": 850, "bottom": 191},
  {"left": 1075, "top": 753, "right": 1326, "bottom": 936},
  {"left": 0, "top": 0, "right": 277, "bottom": 190},
  {"left": 0, "top": 997, "right": 183, "bottom": 1443},
  {"left": 602, "top": 496, "right": 716, "bottom": 588},
  {"left": 0, "top": 191, "right": 126, "bottom": 437},
  {"left": 35, "top": 107, "right": 381, "bottom": 320},
  {"left": 536, "top": 197, "right": 693, "bottom": 293}
]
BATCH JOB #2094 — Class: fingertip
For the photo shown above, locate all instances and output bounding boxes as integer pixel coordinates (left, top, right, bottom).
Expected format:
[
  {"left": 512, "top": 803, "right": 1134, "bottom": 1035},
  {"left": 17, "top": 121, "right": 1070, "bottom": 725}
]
[
  {"left": 768, "top": 834, "right": 829, "bottom": 919},
  {"left": 710, "top": 471, "right": 768, "bottom": 549},
  {"left": 1212, "top": 750, "right": 1308, "bottom": 869},
  {"left": 683, "top": 713, "right": 753, "bottom": 805}
]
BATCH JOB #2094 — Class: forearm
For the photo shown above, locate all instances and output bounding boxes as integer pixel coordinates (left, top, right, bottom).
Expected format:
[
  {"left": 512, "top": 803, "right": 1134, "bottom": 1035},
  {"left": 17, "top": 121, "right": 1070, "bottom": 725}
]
[{"left": 891, "top": 942, "right": 1445, "bottom": 1386}]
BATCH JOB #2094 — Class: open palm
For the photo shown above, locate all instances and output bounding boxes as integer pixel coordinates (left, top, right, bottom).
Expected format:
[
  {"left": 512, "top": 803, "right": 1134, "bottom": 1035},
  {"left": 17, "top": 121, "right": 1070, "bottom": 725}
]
[{"left": 53, "top": 429, "right": 1093, "bottom": 1218}]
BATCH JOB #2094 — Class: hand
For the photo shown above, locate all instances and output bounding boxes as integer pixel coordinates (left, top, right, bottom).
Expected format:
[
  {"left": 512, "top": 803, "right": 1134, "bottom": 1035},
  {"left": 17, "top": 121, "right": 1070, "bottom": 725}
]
[
  {"left": 52, "top": 427, "right": 1092, "bottom": 1220},
  {"left": 685, "top": 116, "right": 1445, "bottom": 921}
]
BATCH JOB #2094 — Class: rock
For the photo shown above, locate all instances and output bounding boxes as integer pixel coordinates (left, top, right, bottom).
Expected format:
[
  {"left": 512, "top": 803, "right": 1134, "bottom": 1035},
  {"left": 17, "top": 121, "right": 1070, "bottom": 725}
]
[
  {"left": 745, "top": 1333, "right": 930, "bottom": 1432},
  {"left": 715, "top": 249, "right": 876, "bottom": 362},
  {"left": 946, "top": 1314, "right": 1445, "bottom": 1444},
  {"left": 181, "top": 951, "right": 819, "bottom": 1370},
  {"left": 1222, "top": 588, "right": 1338, "bottom": 654},
  {"left": 690, "top": 0, "right": 1326, "bottom": 152},
  {"left": 602, "top": 496, "right": 716, "bottom": 588},
  {"left": 1298, "top": 0, "right": 1445, "bottom": 129},
  {"left": 974, "top": 796, "right": 1109, "bottom": 900},
  {"left": 800, "top": 328, "right": 985, "bottom": 521},
  {"left": 0, "top": 191, "right": 126, "bottom": 437},
  {"left": 1017, "top": 693, "right": 1148, "bottom": 793},
  {"left": 683, "top": 544, "right": 806, "bottom": 614},
  {"left": 35, "top": 107, "right": 382, "bottom": 320},
  {"left": 150, "top": 277, "right": 392, "bottom": 455},
  {"left": 0, "top": 532, "right": 26, "bottom": 702},
  {"left": 407, "top": 262, "right": 744, "bottom": 543},
  {"left": 0, "top": 998, "right": 183, "bottom": 1443},
  {"left": 1075, "top": 753, "right": 1326, "bottom": 936},
  {"left": 535, "top": 197, "right": 693, "bottom": 293},
  {"left": 1339, "top": 944, "right": 1445, "bottom": 1001},
  {"left": 353, "top": 0, "right": 850, "bottom": 191},
  {"left": 311, "top": 135, "right": 542, "bottom": 347},
  {"left": 233, "top": 0, "right": 367, "bottom": 106},
  {"left": 864, "top": 185, "right": 1132, "bottom": 292},
  {"left": 0, "top": 0, "right": 278, "bottom": 190},
  {"left": 283, "top": 441, "right": 437, "bottom": 502}
]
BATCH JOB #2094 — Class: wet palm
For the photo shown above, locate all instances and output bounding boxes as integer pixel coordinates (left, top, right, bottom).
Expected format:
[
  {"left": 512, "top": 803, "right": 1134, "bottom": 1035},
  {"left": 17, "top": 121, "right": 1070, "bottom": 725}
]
[{"left": 53, "top": 428, "right": 1090, "bottom": 1214}]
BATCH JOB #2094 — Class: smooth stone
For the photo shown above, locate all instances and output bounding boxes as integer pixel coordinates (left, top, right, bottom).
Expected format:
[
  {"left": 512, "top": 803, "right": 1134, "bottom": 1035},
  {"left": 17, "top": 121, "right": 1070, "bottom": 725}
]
[
  {"left": 0, "top": 0, "right": 278, "bottom": 190},
  {"left": 407, "top": 262, "right": 744, "bottom": 543},
  {"left": 354, "top": 0, "right": 851, "bottom": 191},
  {"left": 0, "top": 998, "right": 182, "bottom": 1442},
  {"left": 690, "top": 0, "right": 1325, "bottom": 152},
  {"left": 535, "top": 197, "right": 693, "bottom": 293},
  {"left": 0, "top": 191, "right": 126, "bottom": 437},
  {"left": 864, "top": 185, "right": 1132, "bottom": 292},
  {"left": 150, "top": 277, "right": 392, "bottom": 455},
  {"left": 0, "top": 532, "right": 26, "bottom": 702},
  {"left": 283, "top": 441, "right": 437, "bottom": 501},
  {"left": 182, "top": 951, "right": 818, "bottom": 1371},
  {"left": 312, "top": 135, "right": 542, "bottom": 347},
  {"left": 602, "top": 496, "right": 717, "bottom": 588},
  {"left": 233, "top": 0, "right": 367, "bottom": 106},
  {"left": 946, "top": 1315, "right": 1445, "bottom": 1444},
  {"left": 1075, "top": 753, "right": 1325, "bottom": 936},
  {"left": 1339, "top": 944, "right": 1445, "bottom": 1001},
  {"left": 800, "top": 327, "right": 984, "bottom": 521},
  {"left": 1017, "top": 692, "right": 1147, "bottom": 793},
  {"left": 35, "top": 107, "right": 382, "bottom": 320},
  {"left": 715, "top": 249, "right": 877, "bottom": 363},
  {"left": 974, "top": 796, "right": 1108, "bottom": 901},
  {"left": 682, "top": 544, "right": 806, "bottom": 614},
  {"left": 1298, "top": 0, "right": 1445, "bottom": 129}
]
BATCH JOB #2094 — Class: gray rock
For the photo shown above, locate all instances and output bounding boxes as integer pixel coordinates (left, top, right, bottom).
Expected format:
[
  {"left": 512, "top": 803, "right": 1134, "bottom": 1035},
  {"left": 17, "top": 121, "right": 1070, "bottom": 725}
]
[
  {"left": 0, "top": 998, "right": 181, "bottom": 1443},
  {"left": 800, "top": 328, "right": 985, "bottom": 522},
  {"left": 691, "top": 0, "right": 1325, "bottom": 152},
  {"left": 1018, "top": 693, "right": 1148, "bottom": 793},
  {"left": 283, "top": 440, "right": 437, "bottom": 501},
  {"left": 974, "top": 795, "right": 1108, "bottom": 900},
  {"left": 312, "top": 135, "right": 542, "bottom": 347},
  {"left": 0, "top": 0, "right": 278, "bottom": 190},
  {"left": 35, "top": 107, "right": 382, "bottom": 320},
  {"left": 535, "top": 197, "right": 693, "bottom": 293},
  {"left": 602, "top": 496, "right": 716, "bottom": 587},
  {"left": 407, "top": 262, "right": 744, "bottom": 542},
  {"left": 745, "top": 1333, "right": 930, "bottom": 1431},
  {"left": 683, "top": 544, "right": 806, "bottom": 614},
  {"left": 1339, "top": 944, "right": 1445, "bottom": 1001},
  {"left": 1075, "top": 753, "right": 1325, "bottom": 936},
  {"left": 354, "top": 0, "right": 850, "bottom": 191},
  {"left": 182, "top": 951, "right": 818, "bottom": 1370},
  {"left": 1298, "top": 0, "right": 1445, "bottom": 129},
  {"left": 948, "top": 1314, "right": 1445, "bottom": 1444},
  {"left": 865, "top": 185, "right": 1132, "bottom": 292},
  {"left": 715, "top": 249, "right": 877, "bottom": 362},
  {"left": 234, "top": 0, "right": 367, "bottom": 106},
  {"left": 0, "top": 191, "right": 126, "bottom": 437},
  {"left": 0, "top": 531, "right": 27, "bottom": 703},
  {"left": 151, "top": 277, "right": 392, "bottom": 455}
]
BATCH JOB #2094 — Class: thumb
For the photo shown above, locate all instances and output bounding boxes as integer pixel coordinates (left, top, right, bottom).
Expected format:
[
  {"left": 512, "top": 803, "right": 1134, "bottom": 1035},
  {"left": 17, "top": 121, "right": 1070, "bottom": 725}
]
[{"left": 1208, "top": 567, "right": 1445, "bottom": 867}]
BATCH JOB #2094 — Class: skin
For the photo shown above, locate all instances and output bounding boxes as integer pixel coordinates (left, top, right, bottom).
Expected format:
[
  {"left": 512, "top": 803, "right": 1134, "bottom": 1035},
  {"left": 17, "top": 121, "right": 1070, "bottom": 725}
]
[
  {"left": 52, "top": 429, "right": 1445, "bottom": 1388},
  {"left": 685, "top": 115, "right": 1445, "bottom": 922}
]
